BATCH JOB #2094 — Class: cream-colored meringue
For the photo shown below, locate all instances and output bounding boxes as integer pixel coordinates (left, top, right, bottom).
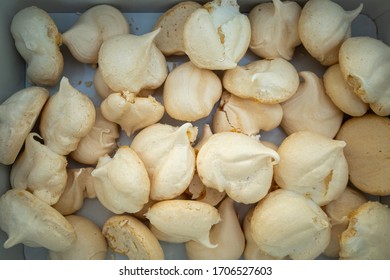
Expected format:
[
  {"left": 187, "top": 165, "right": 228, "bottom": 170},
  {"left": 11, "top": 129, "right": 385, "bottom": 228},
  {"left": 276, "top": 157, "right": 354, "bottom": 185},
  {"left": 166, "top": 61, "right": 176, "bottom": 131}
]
[
  {"left": 49, "top": 215, "right": 107, "bottom": 260},
  {"left": 274, "top": 131, "right": 348, "bottom": 206},
  {"left": 340, "top": 201, "right": 390, "bottom": 260},
  {"left": 298, "top": 0, "right": 363, "bottom": 66},
  {"left": 0, "top": 86, "right": 48, "bottom": 165},
  {"left": 187, "top": 173, "right": 226, "bottom": 206},
  {"left": 223, "top": 58, "right": 299, "bottom": 104},
  {"left": 249, "top": 0, "right": 301, "bottom": 60},
  {"left": 10, "top": 133, "right": 67, "bottom": 205},
  {"left": 145, "top": 200, "right": 220, "bottom": 248},
  {"left": 93, "top": 67, "right": 113, "bottom": 99},
  {"left": 251, "top": 189, "right": 331, "bottom": 260},
  {"left": 62, "top": 4, "right": 129, "bottom": 64},
  {"left": 91, "top": 146, "right": 150, "bottom": 214},
  {"left": 131, "top": 123, "right": 197, "bottom": 201},
  {"left": 194, "top": 124, "right": 213, "bottom": 153},
  {"left": 70, "top": 108, "right": 119, "bottom": 165},
  {"left": 196, "top": 132, "right": 280, "bottom": 204},
  {"left": 10, "top": 6, "right": 63, "bottom": 86},
  {"left": 100, "top": 91, "right": 164, "bottom": 137},
  {"left": 98, "top": 30, "right": 167, "bottom": 93},
  {"left": 183, "top": 0, "right": 250, "bottom": 70},
  {"left": 153, "top": 1, "right": 201, "bottom": 56},
  {"left": 185, "top": 197, "right": 245, "bottom": 259},
  {"left": 281, "top": 71, "right": 344, "bottom": 139},
  {"left": 40, "top": 77, "right": 96, "bottom": 156},
  {"left": 323, "top": 187, "right": 367, "bottom": 258},
  {"left": 53, "top": 168, "right": 96, "bottom": 216},
  {"left": 103, "top": 215, "right": 164, "bottom": 260},
  {"left": 213, "top": 91, "right": 283, "bottom": 136},
  {"left": 0, "top": 189, "right": 76, "bottom": 252},
  {"left": 323, "top": 64, "right": 369, "bottom": 117},
  {"left": 163, "top": 61, "right": 222, "bottom": 121},
  {"left": 339, "top": 36, "right": 390, "bottom": 116}
]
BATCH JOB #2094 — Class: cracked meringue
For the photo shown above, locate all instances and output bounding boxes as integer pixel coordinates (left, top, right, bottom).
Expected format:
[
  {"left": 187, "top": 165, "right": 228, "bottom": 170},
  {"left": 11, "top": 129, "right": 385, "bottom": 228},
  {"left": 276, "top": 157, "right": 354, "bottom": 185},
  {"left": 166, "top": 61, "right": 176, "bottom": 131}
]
[
  {"left": 145, "top": 200, "right": 220, "bottom": 248},
  {"left": 10, "top": 133, "right": 67, "bottom": 205},
  {"left": 281, "top": 71, "right": 344, "bottom": 139},
  {"left": 62, "top": 4, "right": 129, "bottom": 64},
  {"left": 323, "top": 64, "right": 369, "bottom": 117},
  {"left": 40, "top": 77, "right": 96, "bottom": 156},
  {"left": 70, "top": 108, "right": 119, "bottom": 165},
  {"left": 223, "top": 58, "right": 299, "bottom": 104},
  {"left": 340, "top": 201, "right": 390, "bottom": 260},
  {"left": 0, "top": 86, "right": 48, "bottom": 165},
  {"left": 98, "top": 30, "right": 167, "bottom": 93},
  {"left": 196, "top": 131, "right": 280, "bottom": 204},
  {"left": 249, "top": 0, "right": 301, "bottom": 60},
  {"left": 183, "top": 0, "right": 250, "bottom": 70},
  {"left": 131, "top": 123, "right": 197, "bottom": 201},
  {"left": 251, "top": 189, "right": 331, "bottom": 260},
  {"left": 274, "top": 131, "right": 348, "bottom": 206},
  {"left": 10, "top": 6, "right": 63, "bottom": 86},
  {"left": 91, "top": 146, "right": 150, "bottom": 214},
  {"left": 298, "top": 0, "right": 363, "bottom": 66},
  {"left": 163, "top": 61, "right": 222, "bottom": 122},
  {"left": 100, "top": 91, "right": 164, "bottom": 137},
  {"left": 213, "top": 91, "right": 283, "bottom": 136},
  {"left": 339, "top": 36, "right": 390, "bottom": 116},
  {"left": 0, "top": 189, "right": 76, "bottom": 252},
  {"left": 335, "top": 114, "right": 390, "bottom": 196}
]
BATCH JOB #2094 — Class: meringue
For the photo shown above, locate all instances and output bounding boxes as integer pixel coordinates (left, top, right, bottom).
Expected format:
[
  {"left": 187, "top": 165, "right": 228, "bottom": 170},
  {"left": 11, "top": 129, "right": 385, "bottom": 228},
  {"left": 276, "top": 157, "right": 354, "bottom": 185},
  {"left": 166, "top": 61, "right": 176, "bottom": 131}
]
[
  {"left": 323, "top": 64, "right": 369, "bottom": 116},
  {"left": 10, "top": 6, "right": 63, "bottom": 86},
  {"left": 223, "top": 58, "right": 299, "bottom": 104},
  {"left": 100, "top": 91, "right": 164, "bottom": 137},
  {"left": 339, "top": 36, "right": 390, "bottom": 116},
  {"left": 62, "top": 4, "right": 129, "bottom": 64},
  {"left": 298, "top": 0, "right": 363, "bottom": 66},
  {"left": 91, "top": 146, "right": 150, "bottom": 214},
  {"left": 196, "top": 132, "right": 280, "bottom": 204},
  {"left": 163, "top": 61, "right": 222, "bottom": 122},
  {"left": 251, "top": 189, "right": 331, "bottom": 260},
  {"left": 249, "top": 0, "right": 301, "bottom": 60},
  {"left": 274, "top": 131, "right": 348, "bottom": 206},
  {"left": 0, "top": 86, "right": 49, "bottom": 165},
  {"left": 145, "top": 200, "right": 220, "bottom": 248},
  {"left": 213, "top": 91, "right": 283, "bottom": 136},
  {"left": 98, "top": 30, "right": 167, "bottom": 93},
  {"left": 280, "top": 71, "right": 344, "bottom": 139},
  {"left": 131, "top": 123, "right": 197, "bottom": 201},
  {"left": 183, "top": 0, "right": 250, "bottom": 70},
  {"left": 10, "top": 133, "right": 67, "bottom": 205},
  {"left": 40, "top": 77, "right": 96, "bottom": 156}
]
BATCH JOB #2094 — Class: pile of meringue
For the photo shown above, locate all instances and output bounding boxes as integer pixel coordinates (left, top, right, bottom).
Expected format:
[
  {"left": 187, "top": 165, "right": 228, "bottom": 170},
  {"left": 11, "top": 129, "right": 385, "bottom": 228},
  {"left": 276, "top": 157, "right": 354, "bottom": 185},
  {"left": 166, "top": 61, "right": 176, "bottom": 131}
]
[{"left": 0, "top": 0, "right": 389, "bottom": 260}]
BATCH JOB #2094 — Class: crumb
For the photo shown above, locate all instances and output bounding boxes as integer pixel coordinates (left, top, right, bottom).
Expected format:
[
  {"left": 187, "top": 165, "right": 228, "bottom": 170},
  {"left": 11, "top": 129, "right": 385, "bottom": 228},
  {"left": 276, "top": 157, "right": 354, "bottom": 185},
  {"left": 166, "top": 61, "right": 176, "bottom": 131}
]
[{"left": 85, "top": 81, "right": 93, "bottom": 87}]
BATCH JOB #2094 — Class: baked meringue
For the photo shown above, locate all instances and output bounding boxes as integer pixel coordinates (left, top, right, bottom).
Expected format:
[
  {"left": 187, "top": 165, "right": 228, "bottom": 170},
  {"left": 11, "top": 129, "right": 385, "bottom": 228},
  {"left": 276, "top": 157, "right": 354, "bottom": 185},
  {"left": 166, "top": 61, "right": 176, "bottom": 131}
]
[
  {"left": 298, "top": 0, "right": 363, "bottom": 66},
  {"left": 339, "top": 36, "right": 390, "bottom": 116},
  {"left": 213, "top": 91, "right": 283, "bottom": 136},
  {"left": 251, "top": 189, "right": 331, "bottom": 260},
  {"left": 223, "top": 58, "right": 299, "bottom": 104},
  {"left": 281, "top": 71, "right": 344, "bottom": 139},
  {"left": 98, "top": 30, "right": 167, "bottom": 93},
  {"left": 10, "top": 133, "right": 67, "bottom": 205},
  {"left": 40, "top": 77, "right": 96, "bottom": 156},
  {"left": 183, "top": 0, "right": 250, "bottom": 70},
  {"left": 145, "top": 200, "right": 220, "bottom": 248},
  {"left": 100, "top": 91, "right": 164, "bottom": 137},
  {"left": 131, "top": 123, "right": 197, "bottom": 201},
  {"left": 323, "top": 64, "right": 369, "bottom": 116},
  {"left": 62, "top": 4, "right": 129, "bottom": 64},
  {"left": 196, "top": 132, "right": 280, "bottom": 204},
  {"left": 249, "top": 0, "right": 301, "bottom": 60},
  {"left": 91, "top": 146, "right": 150, "bottom": 214},
  {"left": 274, "top": 131, "right": 348, "bottom": 206},
  {"left": 163, "top": 61, "right": 222, "bottom": 122}
]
